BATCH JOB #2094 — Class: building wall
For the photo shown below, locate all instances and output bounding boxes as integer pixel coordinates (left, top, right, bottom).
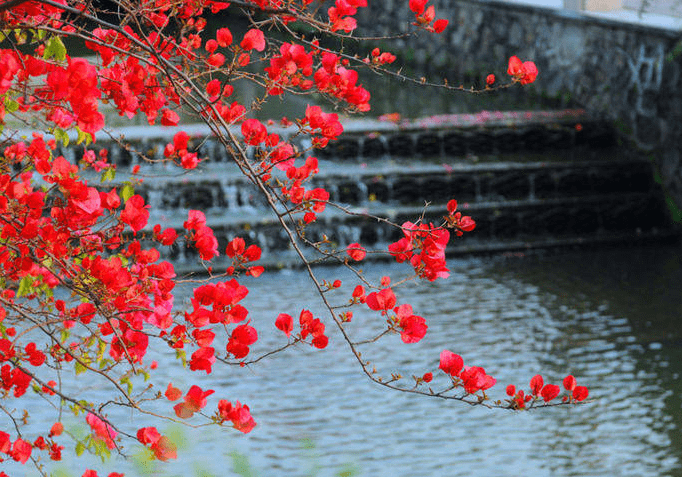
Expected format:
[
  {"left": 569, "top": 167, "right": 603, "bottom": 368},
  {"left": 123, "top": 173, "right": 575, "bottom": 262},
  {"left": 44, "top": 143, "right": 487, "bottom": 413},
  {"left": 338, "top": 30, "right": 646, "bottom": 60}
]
[{"left": 357, "top": 0, "right": 682, "bottom": 209}]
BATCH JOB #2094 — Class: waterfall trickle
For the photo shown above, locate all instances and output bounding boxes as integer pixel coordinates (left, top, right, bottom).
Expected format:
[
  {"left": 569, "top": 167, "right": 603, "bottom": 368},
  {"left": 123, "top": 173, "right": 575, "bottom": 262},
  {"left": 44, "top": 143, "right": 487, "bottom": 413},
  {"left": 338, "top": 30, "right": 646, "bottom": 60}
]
[{"left": 85, "top": 111, "right": 675, "bottom": 271}]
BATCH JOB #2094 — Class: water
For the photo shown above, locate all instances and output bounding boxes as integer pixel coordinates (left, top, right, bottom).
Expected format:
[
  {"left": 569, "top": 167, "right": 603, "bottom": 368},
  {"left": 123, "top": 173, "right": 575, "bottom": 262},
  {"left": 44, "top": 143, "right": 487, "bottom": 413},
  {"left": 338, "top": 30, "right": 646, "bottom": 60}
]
[{"left": 27, "top": 243, "right": 682, "bottom": 477}]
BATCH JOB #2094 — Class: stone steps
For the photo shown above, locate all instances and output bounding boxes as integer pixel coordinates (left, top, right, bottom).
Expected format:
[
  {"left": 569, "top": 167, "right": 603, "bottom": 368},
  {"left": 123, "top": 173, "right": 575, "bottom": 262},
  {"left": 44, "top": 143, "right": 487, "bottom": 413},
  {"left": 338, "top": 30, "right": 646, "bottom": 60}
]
[{"left": 64, "top": 109, "right": 678, "bottom": 270}]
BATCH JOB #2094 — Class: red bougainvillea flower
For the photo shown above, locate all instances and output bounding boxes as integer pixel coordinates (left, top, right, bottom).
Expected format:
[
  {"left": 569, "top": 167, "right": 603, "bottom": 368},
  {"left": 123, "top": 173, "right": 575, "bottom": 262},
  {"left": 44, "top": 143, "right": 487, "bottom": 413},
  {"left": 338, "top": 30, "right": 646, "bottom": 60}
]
[
  {"left": 86, "top": 413, "right": 117, "bottom": 449},
  {"left": 460, "top": 366, "right": 496, "bottom": 394},
  {"left": 573, "top": 385, "right": 589, "bottom": 401},
  {"left": 137, "top": 427, "right": 177, "bottom": 461},
  {"left": 530, "top": 374, "right": 544, "bottom": 396},
  {"left": 486, "top": 74, "right": 495, "bottom": 85},
  {"left": 173, "top": 385, "right": 214, "bottom": 418},
  {"left": 433, "top": 18, "right": 448, "bottom": 33},
  {"left": 165, "top": 383, "right": 182, "bottom": 401},
  {"left": 422, "top": 372, "right": 433, "bottom": 383},
  {"left": 299, "top": 309, "right": 328, "bottom": 348},
  {"left": 507, "top": 56, "right": 538, "bottom": 85},
  {"left": 394, "top": 304, "right": 427, "bottom": 343},
  {"left": 0, "top": 431, "right": 9, "bottom": 454},
  {"left": 241, "top": 118, "right": 267, "bottom": 145},
  {"left": 563, "top": 374, "right": 577, "bottom": 391},
  {"left": 216, "top": 27, "right": 233, "bottom": 47},
  {"left": 409, "top": 0, "right": 428, "bottom": 14},
  {"left": 226, "top": 322, "right": 258, "bottom": 358},
  {"left": 160, "top": 109, "right": 180, "bottom": 126},
  {"left": 366, "top": 288, "right": 396, "bottom": 311},
  {"left": 49, "top": 422, "right": 64, "bottom": 437},
  {"left": 240, "top": 29, "right": 265, "bottom": 52},
  {"left": 438, "top": 349, "right": 464, "bottom": 377},
  {"left": 541, "top": 383, "right": 561, "bottom": 402},
  {"left": 275, "top": 313, "right": 293, "bottom": 337},
  {"left": 218, "top": 400, "right": 257, "bottom": 433},
  {"left": 346, "top": 242, "right": 366, "bottom": 261},
  {"left": 120, "top": 194, "right": 150, "bottom": 233},
  {"left": 444, "top": 200, "right": 476, "bottom": 236},
  {"left": 11, "top": 438, "right": 32, "bottom": 464}
]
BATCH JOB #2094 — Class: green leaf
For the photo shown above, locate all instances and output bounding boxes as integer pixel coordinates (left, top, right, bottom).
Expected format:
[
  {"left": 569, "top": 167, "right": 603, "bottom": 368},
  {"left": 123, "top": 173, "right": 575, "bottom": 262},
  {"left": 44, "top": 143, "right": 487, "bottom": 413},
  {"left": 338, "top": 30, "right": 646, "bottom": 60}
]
[
  {"left": 666, "top": 196, "right": 682, "bottom": 223},
  {"left": 3, "top": 96, "right": 19, "bottom": 113},
  {"left": 101, "top": 167, "right": 116, "bottom": 182},
  {"left": 76, "top": 126, "right": 92, "bottom": 146},
  {"left": 53, "top": 127, "right": 70, "bottom": 147},
  {"left": 120, "top": 184, "right": 135, "bottom": 202},
  {"left": 17, "top": 276, "right": 34, "bottom": 297},
  {"left": 75, "top": 441, "right": 85, "bottom": 456},
  {"left": 44, "top": 35, "right": 67, "bottom": 62},
  {"left": 120, "top": 376, "right": 133, "bottom": 395},
  {"left": 74, "top": 361, "right": 87, "bottom": 375},
  {"left": 36, "top": 29, "right": 46, "bottom": 41}
]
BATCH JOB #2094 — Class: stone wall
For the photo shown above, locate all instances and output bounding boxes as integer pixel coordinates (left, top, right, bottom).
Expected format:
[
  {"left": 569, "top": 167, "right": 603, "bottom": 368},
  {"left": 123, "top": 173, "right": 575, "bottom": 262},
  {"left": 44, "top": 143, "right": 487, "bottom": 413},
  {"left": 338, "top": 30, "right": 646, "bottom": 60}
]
[{"left": 357, "top": 0, "right": 682, "bottom": 210}]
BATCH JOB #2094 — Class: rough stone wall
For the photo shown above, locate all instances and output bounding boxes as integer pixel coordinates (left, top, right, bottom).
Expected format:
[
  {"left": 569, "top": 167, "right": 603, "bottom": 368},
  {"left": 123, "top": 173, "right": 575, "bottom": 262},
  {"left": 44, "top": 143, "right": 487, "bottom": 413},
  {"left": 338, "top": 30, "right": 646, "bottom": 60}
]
[{"left": 357, "top": 0, "right": 682, "bottom": 209}]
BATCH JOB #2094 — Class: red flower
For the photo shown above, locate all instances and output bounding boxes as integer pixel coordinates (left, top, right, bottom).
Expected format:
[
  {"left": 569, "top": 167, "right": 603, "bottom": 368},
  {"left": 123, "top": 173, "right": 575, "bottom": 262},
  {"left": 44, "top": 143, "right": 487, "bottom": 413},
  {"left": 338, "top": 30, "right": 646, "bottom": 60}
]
[
  {"left": 49, "top": 422, "right": 64, "bottom": 437},
  {"left": 395, "top": 304, "right": 427, "bottom": 343},
  {"left": 433, "top": 18, "right": 448, "bottom": 33},
  {"left": 120, "top": 194, "right": 149, "bottom": 233},
  {"left": 573, "top": 386, "right": 589, "bottom": 401},
  {"left": 409, "top": 0, "right": 428, "bottom": 14},
  {"left": 0, "top": 431, "right": 9, "bottom": 454},
  {"left": 137, "top": 427, "right": 177, "bottom": 461},
  {"left": 398, "top": 314, "right": 427, "bottom": 343},
  {"left": 86, "top": 413, "right": 117, "bottom": 449},
  {"left": 165, "top": 383, "right": 182, "bottom": 401},
  {"left": 540, "top": 384, "right": 560, "bottom": 402},
  {"left": 173, "top": 385, "right": 214, "bottom": 418},
  {"left": 365, "top": 288, "right": 396, "bottom": 311},
  {"left": 189, "top": 346, "right": 216, "bottom": 373},
  {"left": 486, "top": 74, "right": 495, "bottom": 85},
  {"left": 530, "top": 374, "right": 544, "bottom": 396},
  {"left": 216, "top": 27, "right": 233, "bottom": 47},
  {"left": 346, "top": 243, "right": 366, "bottom": 261},
  {"left": 275, "top": 313, "right": 293, "bottom": 337},
  {"left": 438, "top": 350, "right": 463, "bottom": 377},
  {"left": 460, "top": 366, "right": 496, "bottom": 394},
  {"left": 218, "top": 400, "right": 257, "bottom": 433},
  {"left": 507, "top": 56, "right": 538, "bottom": 85},
  {"left": 422, "top": 372, "right": 433, "bottom": 383},
  {"left": 226, "top": 322, "right": 258, "bottom": 358},
  {"left": 137, "top": 426, "right": 161, "bottom": 445},
  {"left": 240, "top": 29, "right": 265, "bottom": 52},
  {"left": 563, "top": 375, "right": 576, "bottom": 391},
  {"left": 11, "top": 438, "right": 32, "bottom": 464},
  {"left": 241, "top": 118, "right": 267, "bottom": 145},
  {"left": 160, "top": 109, "right": 180, "bottom": 126}
]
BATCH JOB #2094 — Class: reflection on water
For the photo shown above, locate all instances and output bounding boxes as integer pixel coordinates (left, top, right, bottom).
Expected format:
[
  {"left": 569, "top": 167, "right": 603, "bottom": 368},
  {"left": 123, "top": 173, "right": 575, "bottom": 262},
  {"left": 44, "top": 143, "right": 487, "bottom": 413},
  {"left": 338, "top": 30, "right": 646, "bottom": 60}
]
[{"left": 14, "top": 244, "right": 682, "bottom": 477}]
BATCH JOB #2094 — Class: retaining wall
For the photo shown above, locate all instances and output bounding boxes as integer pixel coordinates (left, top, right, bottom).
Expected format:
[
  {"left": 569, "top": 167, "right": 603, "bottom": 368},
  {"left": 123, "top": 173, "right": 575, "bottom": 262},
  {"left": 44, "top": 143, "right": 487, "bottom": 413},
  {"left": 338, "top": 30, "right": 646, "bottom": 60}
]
[{"left": 357, "top": 0, "right": 682, "bottom": 209}]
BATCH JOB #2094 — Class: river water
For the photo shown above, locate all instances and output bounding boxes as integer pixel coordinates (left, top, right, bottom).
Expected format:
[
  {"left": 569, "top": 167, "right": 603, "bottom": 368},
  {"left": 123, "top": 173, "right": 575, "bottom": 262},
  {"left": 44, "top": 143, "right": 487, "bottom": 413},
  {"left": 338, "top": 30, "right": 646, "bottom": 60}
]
[{"left": 29, "top": 243, "right": 681, "bottom": 477}]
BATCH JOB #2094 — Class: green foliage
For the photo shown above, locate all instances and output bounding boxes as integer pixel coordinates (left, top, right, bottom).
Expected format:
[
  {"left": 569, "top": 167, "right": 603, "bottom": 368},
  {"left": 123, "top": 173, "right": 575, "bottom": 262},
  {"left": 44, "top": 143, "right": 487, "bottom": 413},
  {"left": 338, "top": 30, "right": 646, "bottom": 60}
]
[
  {"left": 665, "top": 196, "right": 682, "bottom": 223},
  {"left": 43, "top": 35, "right": 67, "bottom": 61},
  {"left": 53, "top": 127, "right": 71, "bottom": 147},
  {"left": 229, "top": 451, "right": 257, "bottom": 477},
  {"left": 120, "top": 184, "right": 135, "bottom": 202}
]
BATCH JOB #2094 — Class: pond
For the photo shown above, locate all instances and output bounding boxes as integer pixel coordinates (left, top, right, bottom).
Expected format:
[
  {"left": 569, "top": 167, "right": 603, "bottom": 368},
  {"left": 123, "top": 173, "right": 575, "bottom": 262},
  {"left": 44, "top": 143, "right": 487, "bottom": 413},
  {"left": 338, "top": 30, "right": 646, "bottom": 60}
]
[{"left": 29, "top": 243, "right": 682, "bottom": 477}]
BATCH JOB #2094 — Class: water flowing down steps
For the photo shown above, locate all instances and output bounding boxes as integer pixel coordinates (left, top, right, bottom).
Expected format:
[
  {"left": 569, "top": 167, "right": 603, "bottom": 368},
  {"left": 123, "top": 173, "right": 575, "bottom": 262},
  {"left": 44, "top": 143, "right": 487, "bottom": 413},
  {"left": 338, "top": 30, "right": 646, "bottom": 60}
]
[{"left": 65, "top": 109, "right": 679, "bottom": 272}]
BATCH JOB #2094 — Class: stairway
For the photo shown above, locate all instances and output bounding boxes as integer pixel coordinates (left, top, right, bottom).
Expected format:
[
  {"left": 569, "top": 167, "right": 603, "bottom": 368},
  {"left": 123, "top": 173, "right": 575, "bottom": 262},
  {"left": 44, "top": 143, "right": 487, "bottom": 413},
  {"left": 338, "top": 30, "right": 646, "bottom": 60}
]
[{"left": 64, "top": 109, "right": 678, "bottom": 271}]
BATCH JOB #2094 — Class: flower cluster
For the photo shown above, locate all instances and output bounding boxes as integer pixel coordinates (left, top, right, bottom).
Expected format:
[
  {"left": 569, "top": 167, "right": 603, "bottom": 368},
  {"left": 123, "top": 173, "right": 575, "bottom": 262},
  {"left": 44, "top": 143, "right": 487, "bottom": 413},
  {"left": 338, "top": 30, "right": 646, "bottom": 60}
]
[
  {"left": 389, "top": 221, "right": 451, "bottom": 281},
  {"left": 506, "top": 374, "right": 589, "bottom": 409}
]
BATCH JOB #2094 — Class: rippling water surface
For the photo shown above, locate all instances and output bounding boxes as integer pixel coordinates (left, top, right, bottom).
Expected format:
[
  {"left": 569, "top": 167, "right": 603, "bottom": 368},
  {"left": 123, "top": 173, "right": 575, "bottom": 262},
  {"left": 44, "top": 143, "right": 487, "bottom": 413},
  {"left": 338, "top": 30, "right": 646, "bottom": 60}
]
[{"left": 21, "top": 244, "right": 682, "bottom": 477}]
